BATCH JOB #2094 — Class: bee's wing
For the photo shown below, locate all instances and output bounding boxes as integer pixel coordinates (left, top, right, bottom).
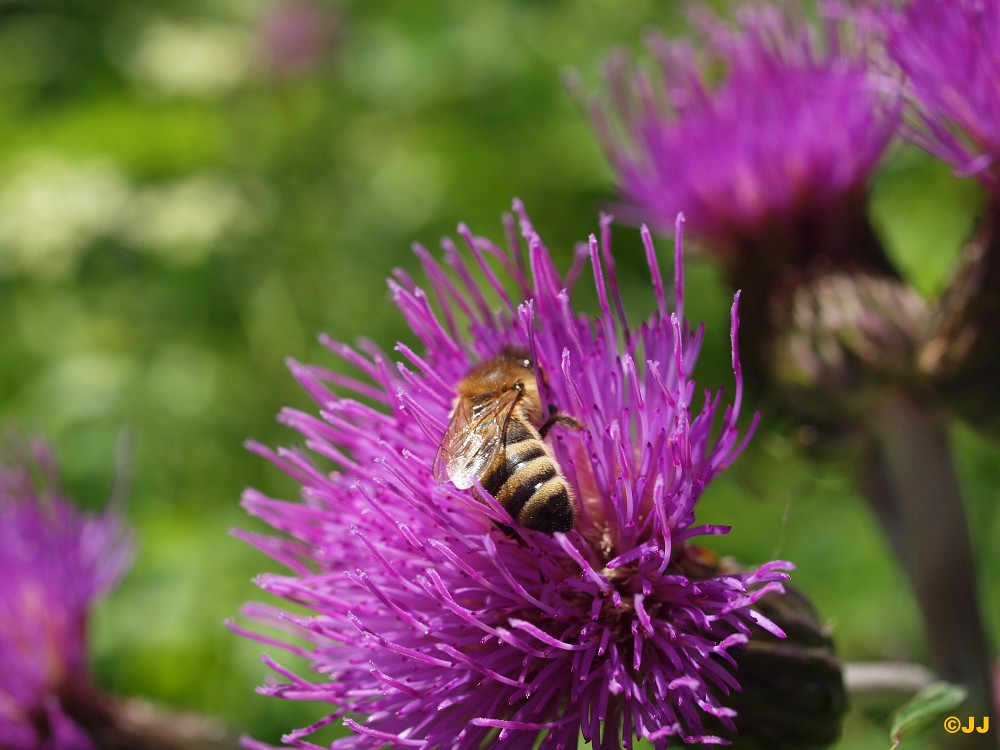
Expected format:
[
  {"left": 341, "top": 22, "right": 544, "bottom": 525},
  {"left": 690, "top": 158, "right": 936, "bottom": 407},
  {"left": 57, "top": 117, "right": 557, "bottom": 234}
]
[{"left": 433, "top": 390, "right": 520, "bottom": 490}]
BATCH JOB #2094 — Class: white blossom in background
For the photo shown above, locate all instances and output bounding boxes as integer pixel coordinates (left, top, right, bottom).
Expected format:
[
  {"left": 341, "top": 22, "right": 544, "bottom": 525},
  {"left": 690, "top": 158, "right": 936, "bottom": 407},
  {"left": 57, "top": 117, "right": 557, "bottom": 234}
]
[
  {"left": 117, "top": 174, "right": 271, "bottom": 265},
  {"left": 0, "top": 154, "right": 130, "bottom": 281},
  {"left": 126, "top": 20, "right": 251, "bottom": 98}
]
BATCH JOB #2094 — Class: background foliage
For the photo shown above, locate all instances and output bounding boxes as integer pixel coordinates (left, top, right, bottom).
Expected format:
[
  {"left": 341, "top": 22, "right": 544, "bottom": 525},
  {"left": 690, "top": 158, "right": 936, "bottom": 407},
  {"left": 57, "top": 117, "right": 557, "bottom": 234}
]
[{"left": 0, "top": 0, "right": 996, "bottom": 747}]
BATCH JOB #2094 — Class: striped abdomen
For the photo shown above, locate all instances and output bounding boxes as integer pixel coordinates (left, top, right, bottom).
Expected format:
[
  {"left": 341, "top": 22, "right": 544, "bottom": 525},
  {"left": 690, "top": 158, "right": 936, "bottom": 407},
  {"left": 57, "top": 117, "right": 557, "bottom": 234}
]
[{"left": 479, "top": 416, "right": 576, "bottom": 533}]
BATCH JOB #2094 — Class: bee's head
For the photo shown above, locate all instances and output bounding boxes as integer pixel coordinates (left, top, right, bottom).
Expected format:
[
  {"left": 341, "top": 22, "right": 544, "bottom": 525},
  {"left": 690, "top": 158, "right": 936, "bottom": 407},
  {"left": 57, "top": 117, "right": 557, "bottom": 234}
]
[
  {"left": 498, "top": 346, "right": 533, "bottom": 371},
  {"left": 459, "top": 347, "right": 540, "bottom": 413}
]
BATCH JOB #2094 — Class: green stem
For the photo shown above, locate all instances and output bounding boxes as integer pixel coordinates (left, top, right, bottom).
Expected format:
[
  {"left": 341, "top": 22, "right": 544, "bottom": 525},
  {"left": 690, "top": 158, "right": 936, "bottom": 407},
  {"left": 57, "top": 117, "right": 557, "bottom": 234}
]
[
  {"left": 844, "top": 661, "right": 935, "bottom": 701},
  {"left": 864, "top": 391, "right": 995, "bottom": 749}
]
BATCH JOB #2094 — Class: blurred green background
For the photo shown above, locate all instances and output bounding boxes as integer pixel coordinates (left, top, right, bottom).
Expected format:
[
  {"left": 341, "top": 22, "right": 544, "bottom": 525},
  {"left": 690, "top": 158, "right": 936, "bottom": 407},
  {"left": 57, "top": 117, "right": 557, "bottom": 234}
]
[{"left": 0, "top": 1, "right": 996, "bottom": 748}]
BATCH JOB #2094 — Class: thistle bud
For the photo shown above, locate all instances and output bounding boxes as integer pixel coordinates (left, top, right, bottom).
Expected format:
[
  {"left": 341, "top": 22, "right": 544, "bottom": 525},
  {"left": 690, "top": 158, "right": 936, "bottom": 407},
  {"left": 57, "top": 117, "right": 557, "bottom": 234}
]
[
  {"left": 920, "top": 211, "right": 1000, "bottom": 438},
  {"left": 770, "top": 271, "right": 931, "bottom": 432},
  {"left": 722, "top": 584, "right": 847, "bottom": 749}
]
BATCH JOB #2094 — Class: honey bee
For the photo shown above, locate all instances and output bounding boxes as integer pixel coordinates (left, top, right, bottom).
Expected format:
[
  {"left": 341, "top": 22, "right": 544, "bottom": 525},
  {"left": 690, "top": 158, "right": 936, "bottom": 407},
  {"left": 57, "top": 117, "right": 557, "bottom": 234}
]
[{"left": 433, "top": 348, "right": 579, "bottom": 533}]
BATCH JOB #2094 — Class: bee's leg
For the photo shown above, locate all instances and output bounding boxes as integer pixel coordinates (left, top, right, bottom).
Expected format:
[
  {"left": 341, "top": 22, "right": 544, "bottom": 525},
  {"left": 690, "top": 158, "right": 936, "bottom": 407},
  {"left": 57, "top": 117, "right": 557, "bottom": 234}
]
[
  {"left": 538, "top": 407, "right": 583, "bottom": 438},
  {"left": 494, "top": 521, "right": 527, "bottom": 545}
]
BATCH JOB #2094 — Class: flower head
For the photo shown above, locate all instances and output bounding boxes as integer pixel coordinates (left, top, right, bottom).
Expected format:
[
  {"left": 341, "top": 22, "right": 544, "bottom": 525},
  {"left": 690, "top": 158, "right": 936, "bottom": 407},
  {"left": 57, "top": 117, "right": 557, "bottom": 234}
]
[
  {"left": 235, "top": 204, "right": 791, "bottom": 748},
  {"left": 0, "top": 435, "right": 132, "bottom": 750},
  {"left": 877, "top": 0, "right": 1000, "bottom": 196},
  {"left": 257, "top": 2, "right": 340, "bottom": 79},
  {"left": 592, "top": 2, "right": 898, "bottom": 270}
]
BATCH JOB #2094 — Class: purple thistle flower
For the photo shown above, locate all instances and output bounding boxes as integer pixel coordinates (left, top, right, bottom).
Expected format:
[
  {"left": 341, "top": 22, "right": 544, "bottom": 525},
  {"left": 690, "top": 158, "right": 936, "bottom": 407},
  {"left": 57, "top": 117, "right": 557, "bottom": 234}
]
[
  {"left": 592, "top": 2, "right": 899, "bottom": 258},
  {"left": 256, "top": 2, "right": 341, "bottom": 79},
  {"left": 876, "top": 0, "right": 1000, "bottom": 196},
  {"left": 0, "top": 435, "right": 133, "bottom": 750},
  {"left": 234, "top": 203, "right": 791, "bottom": 748}
]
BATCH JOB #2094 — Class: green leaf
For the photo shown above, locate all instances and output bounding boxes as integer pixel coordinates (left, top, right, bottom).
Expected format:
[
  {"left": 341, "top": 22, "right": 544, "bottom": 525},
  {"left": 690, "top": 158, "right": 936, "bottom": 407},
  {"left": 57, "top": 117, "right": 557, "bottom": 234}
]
[{"left": 889, "top": 681, "right": 969, "bottom": 749}]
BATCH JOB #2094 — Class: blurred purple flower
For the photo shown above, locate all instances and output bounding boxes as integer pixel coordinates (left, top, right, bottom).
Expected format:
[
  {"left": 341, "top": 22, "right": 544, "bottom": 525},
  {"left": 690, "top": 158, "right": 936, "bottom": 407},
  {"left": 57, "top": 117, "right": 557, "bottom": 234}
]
[
  {"left": 592, "top": 2, "right": 898, "bottom": 256},
  {"left": 234, "top": 204, "right": 791, "bottom": 748},
  {"left": 0, "top": 436, "right": 133, "bottom": 750},
  {"left": 257, "top": 2, "right": 340, "bottom": 78},
  {"left": 877, "top": 0, "right": 1000, "bottom": 196}
]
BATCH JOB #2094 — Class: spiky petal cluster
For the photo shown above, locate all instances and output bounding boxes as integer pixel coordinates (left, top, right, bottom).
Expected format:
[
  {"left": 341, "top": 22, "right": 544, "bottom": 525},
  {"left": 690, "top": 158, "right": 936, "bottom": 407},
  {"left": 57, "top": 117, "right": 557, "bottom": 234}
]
[
  {"left": 593, "top": 2, "right": 898, "bottom": 250},
  {"left": 0, "top": 436, "right": 132, "bottom": 750},
  {"left": 235, "top": 204, "right": 791, "bottom": 749},
  {"left": 877, "top": 0, "right": 1000, "bottom": 196}
]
